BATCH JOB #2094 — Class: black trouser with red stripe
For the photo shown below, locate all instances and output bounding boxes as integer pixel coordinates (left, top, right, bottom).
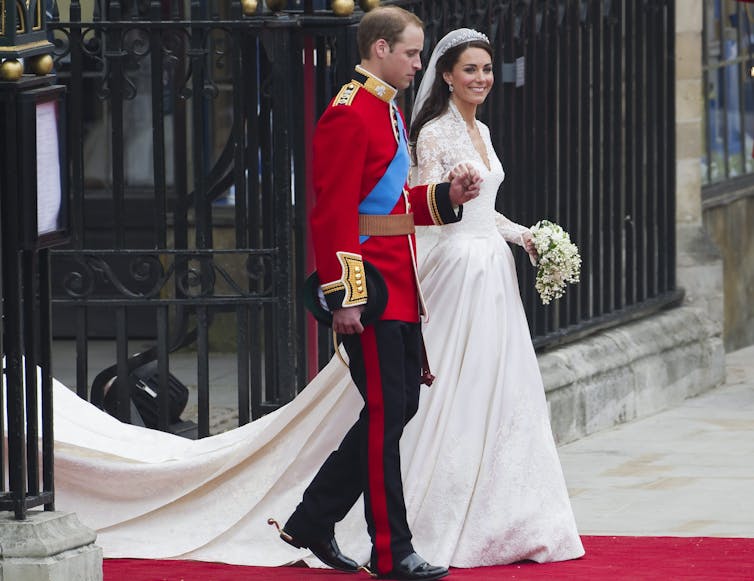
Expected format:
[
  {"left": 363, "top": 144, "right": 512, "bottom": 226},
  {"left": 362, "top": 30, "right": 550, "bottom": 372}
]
[{"left": 285, "top": 320, "right": 422, "bottom": 574}]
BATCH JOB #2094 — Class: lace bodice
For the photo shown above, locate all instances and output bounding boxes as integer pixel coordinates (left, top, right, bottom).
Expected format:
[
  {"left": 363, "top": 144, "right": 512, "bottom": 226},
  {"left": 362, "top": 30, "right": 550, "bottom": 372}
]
[{"left": 409, "top": 101, "right": 528, "bottom": 245}]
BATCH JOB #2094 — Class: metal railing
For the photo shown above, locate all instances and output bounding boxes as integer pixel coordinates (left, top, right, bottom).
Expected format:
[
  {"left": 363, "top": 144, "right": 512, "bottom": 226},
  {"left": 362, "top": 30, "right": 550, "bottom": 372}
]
[{"left": 48, "top": 1, "right": 359, "bottom": 435}]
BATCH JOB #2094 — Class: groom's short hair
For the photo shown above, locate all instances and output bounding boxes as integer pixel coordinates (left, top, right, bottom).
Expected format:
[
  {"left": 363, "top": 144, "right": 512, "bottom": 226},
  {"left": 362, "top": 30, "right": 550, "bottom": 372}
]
[{"left": 357, "top": 6, "right": 424, "bottom": 59}]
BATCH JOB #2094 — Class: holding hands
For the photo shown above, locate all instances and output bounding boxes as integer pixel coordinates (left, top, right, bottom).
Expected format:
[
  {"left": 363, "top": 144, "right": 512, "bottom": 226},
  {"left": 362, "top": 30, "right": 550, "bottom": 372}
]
[{"left": 448, "top": 162, "right": 483, "bottom": 206}]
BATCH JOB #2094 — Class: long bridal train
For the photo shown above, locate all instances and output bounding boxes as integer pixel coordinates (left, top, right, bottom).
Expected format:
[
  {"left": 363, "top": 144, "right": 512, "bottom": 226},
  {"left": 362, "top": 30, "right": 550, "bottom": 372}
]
[
  {"left": 53, "top": 356, "right": 365, "bottom": 567},
  {"left": 53, "top": 331, "right": 580, "bottom": 568}
]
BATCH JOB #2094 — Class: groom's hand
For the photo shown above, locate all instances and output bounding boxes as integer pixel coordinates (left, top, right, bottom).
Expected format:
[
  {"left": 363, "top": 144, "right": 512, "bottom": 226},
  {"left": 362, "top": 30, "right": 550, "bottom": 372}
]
[
  {"left": 332, "top": 305, "right": 365, "bottom": 335},
  {"left": 448, "top": 163, "right": 482, "bottom": 206}
]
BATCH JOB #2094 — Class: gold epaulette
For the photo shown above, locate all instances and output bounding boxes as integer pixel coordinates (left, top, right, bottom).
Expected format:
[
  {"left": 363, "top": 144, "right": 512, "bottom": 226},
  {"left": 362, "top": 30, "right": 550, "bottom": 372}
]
[{"left": 333, "top": 82, "right": 360, "bottom": 107}]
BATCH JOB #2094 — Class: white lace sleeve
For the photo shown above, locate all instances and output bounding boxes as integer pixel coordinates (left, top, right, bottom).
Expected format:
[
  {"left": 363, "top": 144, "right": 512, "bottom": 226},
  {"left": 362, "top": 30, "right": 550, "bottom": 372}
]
[
  {"left": 412, "top": 121, "right": 451, "bottom": 185},
  {"left": 410, "top": 121, "right": 450, "bottom": 268},
  {"left": 495, "top": 212, "right": 529, "bottom": 247}
]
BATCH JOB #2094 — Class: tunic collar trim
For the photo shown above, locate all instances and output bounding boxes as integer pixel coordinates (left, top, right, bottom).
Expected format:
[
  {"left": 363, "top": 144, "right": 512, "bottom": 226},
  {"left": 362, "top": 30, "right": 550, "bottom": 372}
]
[{"left": 354, "top": 65, "right": 397, "bottom": 103}]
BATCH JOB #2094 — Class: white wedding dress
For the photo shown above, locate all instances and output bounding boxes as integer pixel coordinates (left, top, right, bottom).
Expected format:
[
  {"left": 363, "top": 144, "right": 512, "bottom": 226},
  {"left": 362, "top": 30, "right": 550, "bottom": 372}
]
[{"left": 50, "top": 101, "right": 584, "bottom": 568}]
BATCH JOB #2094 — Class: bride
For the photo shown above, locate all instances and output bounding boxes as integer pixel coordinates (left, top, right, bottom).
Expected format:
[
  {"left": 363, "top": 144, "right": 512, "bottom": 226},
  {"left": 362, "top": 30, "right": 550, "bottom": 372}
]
[
  {"left": 405, "top": 28, "right": 584, "bottom": 566},
  {"left": 51, "top": 28, "right": 583, "bottom": 569}
]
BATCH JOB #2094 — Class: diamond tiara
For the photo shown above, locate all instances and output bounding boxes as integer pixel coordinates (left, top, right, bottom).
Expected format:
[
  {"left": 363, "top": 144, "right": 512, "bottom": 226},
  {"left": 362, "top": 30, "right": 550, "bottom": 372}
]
[{"left": 437, "top": 29, "right": 491, "bottom": 59}]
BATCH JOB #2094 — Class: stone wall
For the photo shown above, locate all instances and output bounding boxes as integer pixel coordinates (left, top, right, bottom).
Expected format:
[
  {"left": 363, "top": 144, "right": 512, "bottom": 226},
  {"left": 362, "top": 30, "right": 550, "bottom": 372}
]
[
  {"left": 675, "top": 0, "right": 725, "bottom": 327},
  {"left": 683, "top": 0, "right": 753, "bottom": 352},
  {"left": 703, "top": 188, "right": 754, "bottom": 351},
  {"left": 541, "top": 306, "right": 724, "bottom": 444}
]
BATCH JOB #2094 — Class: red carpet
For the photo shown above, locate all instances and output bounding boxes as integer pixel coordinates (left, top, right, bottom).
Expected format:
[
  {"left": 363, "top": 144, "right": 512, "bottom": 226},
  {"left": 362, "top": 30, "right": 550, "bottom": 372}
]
[{"left": 103, "top": 536, "right": 754, "bottom": 580}]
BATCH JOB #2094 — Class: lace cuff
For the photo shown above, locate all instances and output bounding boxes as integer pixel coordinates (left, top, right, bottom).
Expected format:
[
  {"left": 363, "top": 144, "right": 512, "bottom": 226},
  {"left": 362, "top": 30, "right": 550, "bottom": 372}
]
[{"left": 495, "top": 212, "right": 529, "bottom": 246}]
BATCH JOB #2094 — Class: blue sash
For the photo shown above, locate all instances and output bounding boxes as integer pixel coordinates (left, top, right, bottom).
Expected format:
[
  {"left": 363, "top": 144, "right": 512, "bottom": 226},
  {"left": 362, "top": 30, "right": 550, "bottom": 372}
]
[{"left": 358, "top": 105, "right": 410, "bottom": 244}]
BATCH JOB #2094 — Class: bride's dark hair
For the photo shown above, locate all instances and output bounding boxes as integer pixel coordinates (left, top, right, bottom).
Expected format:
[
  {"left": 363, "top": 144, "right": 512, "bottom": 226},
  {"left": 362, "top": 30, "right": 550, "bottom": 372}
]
[{"left": 409, "top": 39, "right": 493, "bottom": 165}]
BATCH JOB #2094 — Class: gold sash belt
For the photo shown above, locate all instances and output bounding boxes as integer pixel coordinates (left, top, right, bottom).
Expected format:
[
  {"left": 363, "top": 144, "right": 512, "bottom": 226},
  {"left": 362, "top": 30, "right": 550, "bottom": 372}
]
[{"left": 358, "top": 213, "right": 415, "bottom": 236}]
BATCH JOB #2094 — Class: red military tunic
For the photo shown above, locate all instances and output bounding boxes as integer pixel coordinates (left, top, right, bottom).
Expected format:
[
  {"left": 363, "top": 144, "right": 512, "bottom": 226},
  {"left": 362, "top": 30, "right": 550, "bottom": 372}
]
[{"left": 310, "top": 66, "right": 462, "bottom": 322}]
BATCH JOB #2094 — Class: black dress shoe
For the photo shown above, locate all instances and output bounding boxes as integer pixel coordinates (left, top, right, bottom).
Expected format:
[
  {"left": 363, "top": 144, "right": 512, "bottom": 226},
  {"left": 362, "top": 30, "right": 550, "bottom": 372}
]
[
  {"left": 378, "top": 552, "right": 449, "bottom": 580},
  {"left": 267, "top": 518, "right": 359, "bottom": 573}
]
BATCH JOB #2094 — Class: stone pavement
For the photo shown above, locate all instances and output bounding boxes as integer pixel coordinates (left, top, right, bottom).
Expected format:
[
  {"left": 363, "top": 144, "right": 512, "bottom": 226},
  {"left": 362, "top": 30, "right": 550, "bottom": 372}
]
[
  {"left": 558, "top": 343, "right": 754, "bottom": 538},
  {"left": 52, "top": 340, "right": 754, "bottom": 539}
]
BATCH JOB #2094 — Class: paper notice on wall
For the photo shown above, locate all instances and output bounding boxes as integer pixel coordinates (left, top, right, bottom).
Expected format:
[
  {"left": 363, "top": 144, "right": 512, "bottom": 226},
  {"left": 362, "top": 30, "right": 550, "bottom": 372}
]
[{"left": 36, "top": 100, "right": 62, "bottom": 236}]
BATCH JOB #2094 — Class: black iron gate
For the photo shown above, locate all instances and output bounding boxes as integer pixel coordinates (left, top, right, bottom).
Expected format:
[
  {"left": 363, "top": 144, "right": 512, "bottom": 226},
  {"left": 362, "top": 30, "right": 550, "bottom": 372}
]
[
  {"left": 48, "top": 1, "right": 358, "bottom": 436},
  {"left": 48, "top": 0, "right": 677, "bottom": 436}
]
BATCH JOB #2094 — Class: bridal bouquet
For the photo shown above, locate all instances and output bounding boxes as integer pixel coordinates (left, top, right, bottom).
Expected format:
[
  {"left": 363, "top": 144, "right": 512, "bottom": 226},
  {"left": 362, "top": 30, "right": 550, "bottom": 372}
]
[{"left": 529, "top": 220, "right": 581, "bottom": 305}]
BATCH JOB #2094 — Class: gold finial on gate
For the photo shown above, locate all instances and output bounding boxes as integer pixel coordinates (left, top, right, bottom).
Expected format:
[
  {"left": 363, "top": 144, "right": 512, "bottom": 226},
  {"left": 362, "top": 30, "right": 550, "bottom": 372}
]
[
  {"left": 265, "top": 0, "right": 287, "bottom": 11},
  {"left": 241, "top": 0, "right": 258, "bottom": 15},
  {"left": 0, "top": 59, "right": 24, "bottom": 81},
  {"left": 359, "top": 0, "right": 380, "bottom": 11},
  {"left": 28, "top": 54, "right": 54, "bottom": 75},
  {"left": 331, "top": 0, "right": 354, "bottom": 16}
]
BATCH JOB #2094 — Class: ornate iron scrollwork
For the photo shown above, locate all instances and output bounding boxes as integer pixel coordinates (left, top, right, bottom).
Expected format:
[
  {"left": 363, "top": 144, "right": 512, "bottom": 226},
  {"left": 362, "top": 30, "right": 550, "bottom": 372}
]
[{"left": 55, "top": 250, "right": 277, "bottom": 302}]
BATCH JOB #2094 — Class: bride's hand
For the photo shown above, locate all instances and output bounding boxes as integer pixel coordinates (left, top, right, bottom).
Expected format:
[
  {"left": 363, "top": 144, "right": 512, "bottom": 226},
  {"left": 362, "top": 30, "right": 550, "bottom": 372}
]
[
  {"left": 447, "top": 162, "right": 479, "bottom": 183},
  {"left": 522, "top": 231, "right": 539, "bottom": 265}
]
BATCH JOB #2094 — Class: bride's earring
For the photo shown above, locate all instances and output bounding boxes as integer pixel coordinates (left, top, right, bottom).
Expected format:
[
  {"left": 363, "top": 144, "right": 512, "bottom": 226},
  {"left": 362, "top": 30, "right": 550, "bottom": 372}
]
[{"left": 448, "top": 83, "right": 454, "bottom": 93}]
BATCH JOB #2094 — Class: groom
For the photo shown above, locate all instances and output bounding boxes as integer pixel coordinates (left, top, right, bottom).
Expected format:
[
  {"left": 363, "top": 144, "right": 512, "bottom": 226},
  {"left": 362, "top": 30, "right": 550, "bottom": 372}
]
[{"left": 275, "top": 7, "right": 480, "bottom": 581}]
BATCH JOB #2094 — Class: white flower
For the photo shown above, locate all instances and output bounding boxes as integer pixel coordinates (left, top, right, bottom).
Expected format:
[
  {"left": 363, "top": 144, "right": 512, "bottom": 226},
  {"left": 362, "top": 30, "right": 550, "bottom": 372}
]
[{"left": 529, "top": 220, "right": 581, "bottom": 305}]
